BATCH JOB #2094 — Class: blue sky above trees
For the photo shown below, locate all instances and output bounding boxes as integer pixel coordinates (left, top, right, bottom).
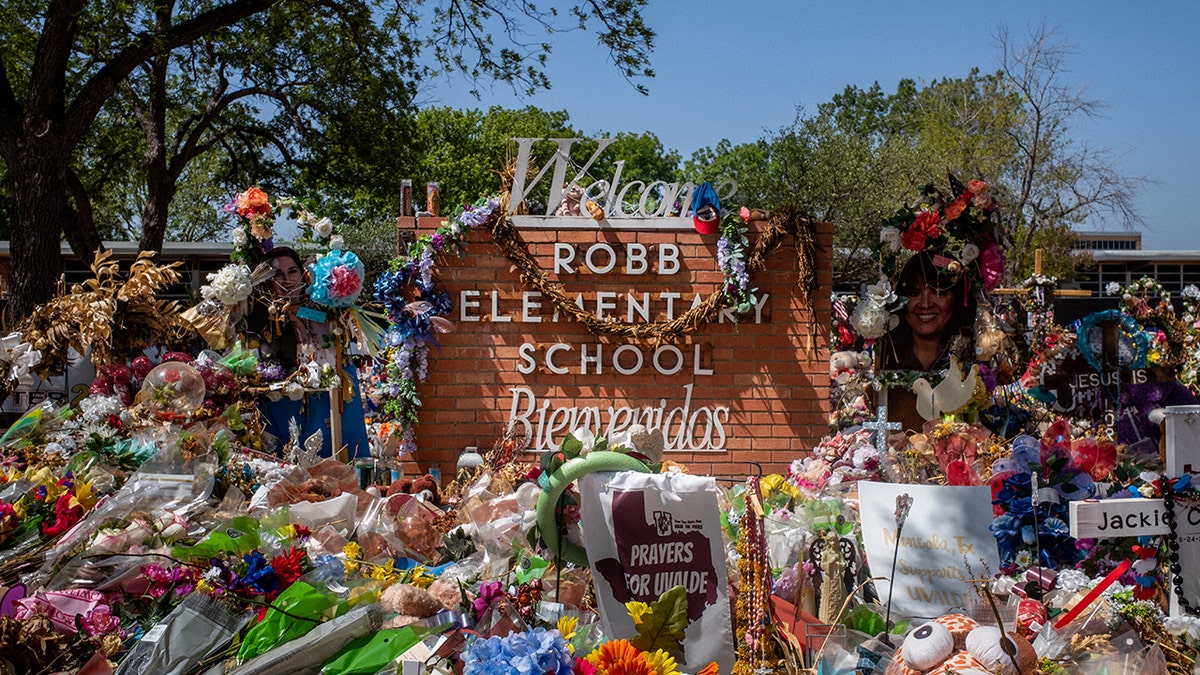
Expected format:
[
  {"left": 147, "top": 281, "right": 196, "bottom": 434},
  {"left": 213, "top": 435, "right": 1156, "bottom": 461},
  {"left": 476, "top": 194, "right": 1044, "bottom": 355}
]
[{"left": 421, "top": 0, "right": 1199, "bottom": 251}]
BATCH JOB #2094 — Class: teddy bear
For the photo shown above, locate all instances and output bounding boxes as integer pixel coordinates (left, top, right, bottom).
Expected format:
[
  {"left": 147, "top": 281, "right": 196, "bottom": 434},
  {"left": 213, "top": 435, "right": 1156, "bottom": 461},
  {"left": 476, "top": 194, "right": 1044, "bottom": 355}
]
[
  {"left": 386, "top": 473, "right": 441, "bottom": 506},
  {"left": 553, "top": 184, "right": 584, "bottom": 216},
  {"left": 830, "top": 350, "right": 869, "bottom": 384},
  {"left": 884, "top": 613, "right": 1038, "bottom": 675}
]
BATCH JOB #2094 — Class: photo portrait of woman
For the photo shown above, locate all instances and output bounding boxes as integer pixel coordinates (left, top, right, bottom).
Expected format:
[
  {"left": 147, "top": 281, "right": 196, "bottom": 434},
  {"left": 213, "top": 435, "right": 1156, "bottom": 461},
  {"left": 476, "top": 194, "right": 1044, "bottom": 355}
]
[
  {"left": 251, "top": 246, "right": 371, "bottom": 459},
  {"left": 882, "top": 249, "right": 977, "bottom": 373},
  {"left": 880, "top": 249, "right": 978, "bottom": 433}
]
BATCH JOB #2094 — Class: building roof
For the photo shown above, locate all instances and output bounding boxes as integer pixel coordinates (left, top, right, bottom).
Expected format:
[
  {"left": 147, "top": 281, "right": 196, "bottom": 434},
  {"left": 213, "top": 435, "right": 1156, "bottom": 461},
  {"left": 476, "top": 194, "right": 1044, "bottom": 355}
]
[
  {"left": 0, "top": 241, "right": 232, "bottom": 257},
  {"left": 1088, "top": 250, "right": 1200, "bottom": 263}
]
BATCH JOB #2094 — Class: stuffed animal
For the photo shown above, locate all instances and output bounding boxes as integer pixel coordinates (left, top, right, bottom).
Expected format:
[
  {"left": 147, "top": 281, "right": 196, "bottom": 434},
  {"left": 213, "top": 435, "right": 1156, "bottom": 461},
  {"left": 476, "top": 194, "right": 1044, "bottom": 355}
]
[
  {"left": 554, "top": 184, "right": 584, "bottom": 216},
  {"left": 885, "top": 613, "right": 1037, "bottom": 675},
  {"left": 386, "top": 473, "right": 442, "bottom": 506},
  {"left": 830, "top": 350, "right": 869, "bottom": 383}
]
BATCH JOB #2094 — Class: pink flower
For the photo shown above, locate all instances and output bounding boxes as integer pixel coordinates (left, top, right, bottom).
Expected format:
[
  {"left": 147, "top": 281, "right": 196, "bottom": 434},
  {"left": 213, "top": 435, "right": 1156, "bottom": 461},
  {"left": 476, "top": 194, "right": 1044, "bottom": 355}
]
[
  {"left": 327, "top": 264, "right": 363, "bottom": 300},
  {"left": 81, "top": 606, "right": 123, "bottom": 638},
  {"left": 978, "top": 240, "right": 1006, "bottom": 292},
  {"left": 739, "top": 206, "right": 751, "bottom": 222}
]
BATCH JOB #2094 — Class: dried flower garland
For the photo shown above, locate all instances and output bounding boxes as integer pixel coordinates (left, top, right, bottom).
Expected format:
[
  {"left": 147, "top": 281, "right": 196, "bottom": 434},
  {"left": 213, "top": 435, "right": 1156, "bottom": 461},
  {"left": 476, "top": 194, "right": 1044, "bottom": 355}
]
[
  {"left": 374, "top": 196, "right": 821, "bottom": 449},
  {"left": 489, "top": 197, "right": 819, "bottom": 342}
]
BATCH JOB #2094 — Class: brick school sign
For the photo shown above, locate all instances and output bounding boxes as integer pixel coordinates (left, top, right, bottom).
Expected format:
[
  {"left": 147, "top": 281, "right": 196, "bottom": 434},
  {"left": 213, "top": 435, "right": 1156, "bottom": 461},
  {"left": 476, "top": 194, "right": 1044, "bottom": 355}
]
[{"left": 398, "top": 138, "right": 832, "bottom": 478}]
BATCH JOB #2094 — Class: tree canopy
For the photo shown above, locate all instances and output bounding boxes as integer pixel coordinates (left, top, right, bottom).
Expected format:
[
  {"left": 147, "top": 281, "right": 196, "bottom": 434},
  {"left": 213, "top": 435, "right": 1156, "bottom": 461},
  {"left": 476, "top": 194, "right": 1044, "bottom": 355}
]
[
  {"left": 0, "top": 0, "right": 655, "bottom": 318},
  {"left": 683, "top": 25, "right": 1142, "bottom": 287}
]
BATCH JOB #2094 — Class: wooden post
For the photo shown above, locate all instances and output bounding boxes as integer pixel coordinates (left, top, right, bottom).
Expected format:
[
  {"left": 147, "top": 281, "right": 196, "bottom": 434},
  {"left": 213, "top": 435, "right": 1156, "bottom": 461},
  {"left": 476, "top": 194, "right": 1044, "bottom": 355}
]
[
  {"left": 333, "top": 341, "right": 347, "bottom": 463},
  {"left": 1034, "top": 248, "right": 1044, "bottom": 277}
]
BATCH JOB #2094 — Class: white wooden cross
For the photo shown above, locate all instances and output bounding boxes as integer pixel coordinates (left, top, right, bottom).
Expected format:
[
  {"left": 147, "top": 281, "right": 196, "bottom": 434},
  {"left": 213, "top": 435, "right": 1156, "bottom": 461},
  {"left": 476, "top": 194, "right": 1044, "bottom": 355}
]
[{"left": 862, "top": 406, "right": 902, "bottom": 455}]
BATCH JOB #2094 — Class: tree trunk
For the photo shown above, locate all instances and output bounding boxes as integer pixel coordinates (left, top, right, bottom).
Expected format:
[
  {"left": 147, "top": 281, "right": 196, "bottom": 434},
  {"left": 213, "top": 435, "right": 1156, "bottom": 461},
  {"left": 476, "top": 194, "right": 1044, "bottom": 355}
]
[
  {"left": 138, "top": 137, "right": 174, "bottom": 255},
  {"left": 7, "top": 148, "right": 68, "bottom": 321},
  {"left": 137, "top": 40, "right": 172, "bottom": 256}
]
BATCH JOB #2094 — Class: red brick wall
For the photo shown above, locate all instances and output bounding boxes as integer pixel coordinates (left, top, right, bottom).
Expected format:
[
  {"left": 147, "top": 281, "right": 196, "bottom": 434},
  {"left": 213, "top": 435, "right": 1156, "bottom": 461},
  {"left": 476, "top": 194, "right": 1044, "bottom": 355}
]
[{"left": 399, "top": 216, "right": 832, "bottom": 479}]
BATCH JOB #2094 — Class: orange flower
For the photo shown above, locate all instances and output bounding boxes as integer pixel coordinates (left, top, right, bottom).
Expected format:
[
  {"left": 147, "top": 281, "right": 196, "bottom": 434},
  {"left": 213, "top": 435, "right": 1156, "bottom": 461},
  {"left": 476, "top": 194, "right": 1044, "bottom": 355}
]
[
  {"left": 967, "top": 179, "right": 988, "bottom": 194},
  {"left": 237, "top": 186, "right": 271, "bottom": 218},
  {"left": 943, "top": 194, "right": 970, "bottom": 221},
  {"left": 588, "top": 640, "right": 652, "bottom": 674},
  {"left": 606, "top": 658, "right": 655, "bottom": 675},
  {"left": 696, "top": 664, "right": 720, "bottom": 675}
]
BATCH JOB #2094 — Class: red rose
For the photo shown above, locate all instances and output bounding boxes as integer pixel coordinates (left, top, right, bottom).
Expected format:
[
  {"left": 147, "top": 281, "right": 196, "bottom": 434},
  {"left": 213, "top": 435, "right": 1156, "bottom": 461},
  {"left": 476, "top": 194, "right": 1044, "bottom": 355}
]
[
  {"left": 900, "top": 228, "right": 926, "bottom": 252},
  {"left": 41, "top": 494, "right": 83, "bottom": 538}
]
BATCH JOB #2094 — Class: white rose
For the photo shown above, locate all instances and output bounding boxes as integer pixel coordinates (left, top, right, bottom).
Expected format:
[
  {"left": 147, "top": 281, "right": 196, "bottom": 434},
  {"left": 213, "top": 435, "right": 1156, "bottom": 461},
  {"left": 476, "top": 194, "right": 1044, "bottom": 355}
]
[
  {"left": 865, "top": 279, "right": 897, "bottom": 306},
  {"left": 960, "top": 243, "right": 980, "bottom": 264},
  {"left": 314, "top": 217, "right": 333, "bottom": 238},
  {"left": 850, "top": 301, "right": 891, "bottom": 339},
  {"left": 329, "top": 234, "right": 345, "bottom": 251},
  {"left": 231, "top": 228, "right": 247, "bottom": 247},
  {"left": 880, "top": 227, "right": 902, "bottom": 252},
  {"left": 201, "top": 263, "right": 253, "bottom": 305}
]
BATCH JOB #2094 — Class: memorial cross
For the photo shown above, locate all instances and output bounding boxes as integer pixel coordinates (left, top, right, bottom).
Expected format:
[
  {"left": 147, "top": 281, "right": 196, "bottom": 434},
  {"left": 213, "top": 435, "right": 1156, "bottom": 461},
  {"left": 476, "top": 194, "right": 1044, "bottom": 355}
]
[{"left": 862, "top": 406, "right": 901, "bottom": 457}]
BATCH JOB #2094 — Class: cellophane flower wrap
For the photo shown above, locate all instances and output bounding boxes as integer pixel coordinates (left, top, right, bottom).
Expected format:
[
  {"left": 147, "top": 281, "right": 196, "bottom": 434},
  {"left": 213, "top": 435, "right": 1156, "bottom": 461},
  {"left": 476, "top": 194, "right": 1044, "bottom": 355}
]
[{"left": 307, "top": 249, "right": 365, "bottom": 309}]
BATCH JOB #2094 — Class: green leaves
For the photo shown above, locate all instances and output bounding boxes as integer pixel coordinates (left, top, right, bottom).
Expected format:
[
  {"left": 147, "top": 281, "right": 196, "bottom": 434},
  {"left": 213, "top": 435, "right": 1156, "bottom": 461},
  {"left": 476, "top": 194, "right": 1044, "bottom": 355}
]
[{"left": 629, "top": 585, "right": 688, "bottom": 656}]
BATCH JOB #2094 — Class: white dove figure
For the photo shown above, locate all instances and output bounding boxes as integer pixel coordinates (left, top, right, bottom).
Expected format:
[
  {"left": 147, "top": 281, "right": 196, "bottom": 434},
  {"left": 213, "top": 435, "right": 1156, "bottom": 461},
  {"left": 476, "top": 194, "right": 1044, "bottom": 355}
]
[{"left": 911, "top": 355, "right": 979, "bottom": 421}]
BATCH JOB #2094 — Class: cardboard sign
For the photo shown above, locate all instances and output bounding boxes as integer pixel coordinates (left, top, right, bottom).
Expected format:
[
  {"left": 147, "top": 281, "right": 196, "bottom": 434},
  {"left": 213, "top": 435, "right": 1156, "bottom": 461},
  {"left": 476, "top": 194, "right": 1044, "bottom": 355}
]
[
  {"left": 1069, "top": 498, "right": 1169, "bottom": 538},
  {"left": 859, "top": 482, "right": 1000, "bottom": 619},
  {"left": 579, "top": 471, "right": 734, "bottom": 673}
]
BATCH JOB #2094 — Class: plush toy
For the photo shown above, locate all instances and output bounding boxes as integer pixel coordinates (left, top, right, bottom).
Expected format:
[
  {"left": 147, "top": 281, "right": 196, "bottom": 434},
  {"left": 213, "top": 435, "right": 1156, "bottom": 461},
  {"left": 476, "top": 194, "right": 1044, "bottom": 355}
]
[
  {"left": 885, "top": 613, "right": 1038, "bottom": 675},
  {"left": 830, "top": 350, "right": 869, "bottom": 383},
  {"left": 554, "top": 185, "right": 584, "bottom": 216},
  {"left": 386, "top": 473, "right": 442, "bottom": 506}
]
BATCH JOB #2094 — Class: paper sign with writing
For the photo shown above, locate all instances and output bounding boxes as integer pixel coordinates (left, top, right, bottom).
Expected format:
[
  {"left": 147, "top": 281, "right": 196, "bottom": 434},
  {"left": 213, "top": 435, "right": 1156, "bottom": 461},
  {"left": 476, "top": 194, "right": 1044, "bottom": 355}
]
[
  {"left": 1069, "top": 498, "right": 1169, "bottom": 538},
  {"left": 580, "top": 471, "right": 734, "bottom": 673},
  {"left": 859, "top": 482, "right": 1000, "bottom": 619},
  {"left": 1171, "top": 498, "right": 1200, "bottom": 615}
]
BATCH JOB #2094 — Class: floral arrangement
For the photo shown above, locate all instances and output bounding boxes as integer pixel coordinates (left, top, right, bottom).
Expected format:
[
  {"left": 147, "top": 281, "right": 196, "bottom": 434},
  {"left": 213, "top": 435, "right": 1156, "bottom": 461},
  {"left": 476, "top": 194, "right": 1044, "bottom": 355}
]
[
  {"left": 460, "top": 627, "right": 575, "bottom": 675},
  {"left": 1107, "top": 276, "right": 1175, "bottom": 321},
  {"left": 847, "top": 279, "right": 902, "bottom": 341},
  {"left": 786, "top": 429, "right": 884, "bottom": 498},
  {"left": 202, "top": 264, "right": 254, "bottom": 306},
  {"left": 876, "top": 177, "right": 1003, "bottom": 293},
  {"left": 228, "top": 186, "right": 276, "bottom": 265},
  {"left": 719, "top": 210, "right": 756, "bottom": 314},
  {"left": 373, "top": 195, "right": 501, "bottom": 453},
  {"left": 18, "top": 249, "right": 183, "bottom": 374},
  {"left": 306, "top": 249, "right": 366, "bottom": 310},
  {"left": 988, "top": 420, "right": 1101, "bottom": 574}
]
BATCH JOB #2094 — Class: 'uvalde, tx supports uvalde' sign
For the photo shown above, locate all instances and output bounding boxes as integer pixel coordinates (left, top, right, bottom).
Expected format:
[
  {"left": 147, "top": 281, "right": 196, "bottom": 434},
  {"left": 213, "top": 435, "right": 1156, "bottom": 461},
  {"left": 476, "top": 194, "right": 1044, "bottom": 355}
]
[{"left": 402, "top": 138, "right": 832, "bottom": 478}]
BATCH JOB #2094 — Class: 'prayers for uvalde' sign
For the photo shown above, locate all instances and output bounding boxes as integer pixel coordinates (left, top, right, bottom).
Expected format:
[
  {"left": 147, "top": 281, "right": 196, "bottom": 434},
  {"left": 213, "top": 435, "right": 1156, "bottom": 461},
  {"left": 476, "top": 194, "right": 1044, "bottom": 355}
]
[
  {"left": 859, "top": 482, "right": 1000, "bottom": 619},
  {"left": 579, "top": 471, "right": 734, "bottom": 673}
]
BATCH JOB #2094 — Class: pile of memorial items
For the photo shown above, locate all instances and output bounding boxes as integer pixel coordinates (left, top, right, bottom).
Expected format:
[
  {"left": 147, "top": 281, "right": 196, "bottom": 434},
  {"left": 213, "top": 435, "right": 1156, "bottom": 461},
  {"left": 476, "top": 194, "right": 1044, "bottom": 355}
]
[{"left": 3, "top": 181, "right": 1200, "bottom": 675}]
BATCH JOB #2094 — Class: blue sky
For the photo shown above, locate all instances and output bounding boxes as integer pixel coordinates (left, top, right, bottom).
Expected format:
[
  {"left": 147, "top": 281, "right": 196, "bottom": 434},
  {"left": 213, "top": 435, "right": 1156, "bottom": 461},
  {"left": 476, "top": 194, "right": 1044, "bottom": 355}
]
[{"left": 419, "top": 1, "right": 1200, "bottom": 251}]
